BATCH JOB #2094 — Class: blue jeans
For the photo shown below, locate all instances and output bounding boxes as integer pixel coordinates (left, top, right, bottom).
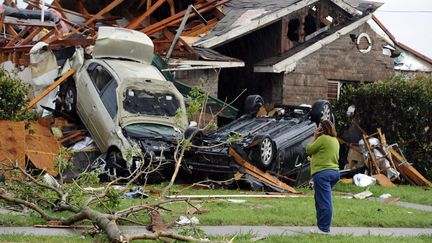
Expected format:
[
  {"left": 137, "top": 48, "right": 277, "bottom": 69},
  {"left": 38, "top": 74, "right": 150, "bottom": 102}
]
[{"left": 312, "top": 169, "right": 340, "bottom": 232}]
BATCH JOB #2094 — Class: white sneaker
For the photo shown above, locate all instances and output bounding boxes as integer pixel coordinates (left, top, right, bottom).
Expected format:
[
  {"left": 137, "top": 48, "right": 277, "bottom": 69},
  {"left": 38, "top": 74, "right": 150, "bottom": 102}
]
[{"left": 310, "top": 228, "right": 330, "bottom": 235}]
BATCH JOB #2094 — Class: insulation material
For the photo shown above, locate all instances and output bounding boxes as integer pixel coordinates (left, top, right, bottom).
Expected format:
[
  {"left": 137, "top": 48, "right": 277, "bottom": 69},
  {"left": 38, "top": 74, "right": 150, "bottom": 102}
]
[
  {"left": 29, "top": 42, "right": 59, "bottom": 115},
  {"left": 25, "top": 123, "right": 60, "bottom": 176},
  {"left": 0, "top": 121, "right": 26, "bottom": 177}
]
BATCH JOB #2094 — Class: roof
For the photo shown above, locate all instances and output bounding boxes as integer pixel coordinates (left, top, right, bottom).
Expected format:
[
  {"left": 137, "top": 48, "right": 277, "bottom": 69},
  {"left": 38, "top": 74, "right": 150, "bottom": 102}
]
[
  {"left": 254, "top": 14, "right": 372, "bottom": 73},
  {"left": 193, "top": 0, "right": 361, "bottom": 48}
]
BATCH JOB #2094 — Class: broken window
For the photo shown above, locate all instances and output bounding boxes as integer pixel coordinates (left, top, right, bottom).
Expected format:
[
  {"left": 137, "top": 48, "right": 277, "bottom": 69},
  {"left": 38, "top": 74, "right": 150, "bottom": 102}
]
[
  {"left": 304, "top": 11, "right": 317, "bottom": 36},
  {"left": 123, "top": 89, "right": 180, "bottom": 117},
  {"left": 87, "top": 63, "right": 114, "bottom": 93},
  {"left": 287, "top": 18, "right": 300, "bottom": 42},
  {"left": 100, "top": 80, "right": 118, "bottom": 119}
]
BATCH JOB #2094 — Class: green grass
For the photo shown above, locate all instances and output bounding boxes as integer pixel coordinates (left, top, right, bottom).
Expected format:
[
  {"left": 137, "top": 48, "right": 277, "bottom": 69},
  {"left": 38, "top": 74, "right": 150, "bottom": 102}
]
[
  {"left": 1, "top": 183, "right": 432, "bottom": 228},
  {"left": 0, "top": 234, "right": 93, "bottom": 242},
  {"left": 334, "top": 183, "right": 432, "bottom": 206}
]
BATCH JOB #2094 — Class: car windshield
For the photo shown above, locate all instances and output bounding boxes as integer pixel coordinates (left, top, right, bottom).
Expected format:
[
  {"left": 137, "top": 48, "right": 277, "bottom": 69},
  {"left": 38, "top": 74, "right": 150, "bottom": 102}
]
[
  {"left": 124, "top": 123, "right": 179, "bottom": 139},
  {"left": 123, "top": 88, "right": 179, "bottom": 116}
]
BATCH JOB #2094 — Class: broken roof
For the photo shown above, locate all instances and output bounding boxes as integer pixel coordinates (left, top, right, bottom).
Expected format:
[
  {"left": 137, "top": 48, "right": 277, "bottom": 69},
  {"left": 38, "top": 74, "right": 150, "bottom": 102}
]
[
  {"left": 194, "top": 0, "right": 361, "bottom": 48},
  {"left": 254, "top": 14, "right": 372, "bottom": 73}
]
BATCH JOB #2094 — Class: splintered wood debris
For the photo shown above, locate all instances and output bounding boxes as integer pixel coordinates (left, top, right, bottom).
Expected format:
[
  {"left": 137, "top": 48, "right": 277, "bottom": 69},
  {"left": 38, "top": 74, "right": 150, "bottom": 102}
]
[{"left": 0, "top": 0, "right": 230, "bottom": 66}]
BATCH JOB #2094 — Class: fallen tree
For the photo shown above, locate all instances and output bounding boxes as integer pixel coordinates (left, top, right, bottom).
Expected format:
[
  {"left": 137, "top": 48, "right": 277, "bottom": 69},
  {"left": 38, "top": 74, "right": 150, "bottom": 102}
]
[{"left": 0, "top": 161, "right": 201, "bottom": 242}]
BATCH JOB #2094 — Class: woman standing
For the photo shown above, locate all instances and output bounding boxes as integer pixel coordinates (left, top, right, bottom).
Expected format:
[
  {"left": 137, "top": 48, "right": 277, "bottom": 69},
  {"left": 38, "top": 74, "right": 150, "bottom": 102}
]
[{"left": 306, "top": 120, "right": 340, "bottom": 234}]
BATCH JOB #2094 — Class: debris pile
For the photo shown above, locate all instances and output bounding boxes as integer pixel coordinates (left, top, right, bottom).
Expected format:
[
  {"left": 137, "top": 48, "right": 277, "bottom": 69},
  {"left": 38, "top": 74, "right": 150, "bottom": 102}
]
[
  {"left": 341, "top": 122, "right": 432, "bottom": 188},
  {"left": 0, "top": 0, "right": 231, "bottom": 67}
]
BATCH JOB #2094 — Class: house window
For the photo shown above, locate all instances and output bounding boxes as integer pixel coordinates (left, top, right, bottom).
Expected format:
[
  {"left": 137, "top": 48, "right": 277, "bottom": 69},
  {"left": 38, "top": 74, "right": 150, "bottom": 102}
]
[
  {"left": 288, "top": 18, "right": 300, "bottom": 42},
  {"left": 328, "top": 81, "right": 341, "bottom": 103}
]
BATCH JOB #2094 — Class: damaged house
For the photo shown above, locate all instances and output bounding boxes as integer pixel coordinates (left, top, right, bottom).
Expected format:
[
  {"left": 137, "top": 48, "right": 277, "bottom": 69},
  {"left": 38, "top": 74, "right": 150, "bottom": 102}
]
[{"left": 187, "top": 0, "right": 396, "bottom": 108}]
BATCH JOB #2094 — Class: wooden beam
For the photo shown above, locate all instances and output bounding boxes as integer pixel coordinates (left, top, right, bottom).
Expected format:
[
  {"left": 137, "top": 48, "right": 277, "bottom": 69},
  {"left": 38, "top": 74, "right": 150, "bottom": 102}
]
[
  {"left": 228, "top": 147, "right": 297, "bottom": 193},
  {"left": 0, "top": 11, "right": 5, "bottom": 33},
  {"left": 84, "top": 0, "right": 126, "bottom": 26},
  {"left": 142, "top": 0, "right": 226, "bottom": 35},
  {"left": 5, "top": 26, "right": 32, "bottom": 47},
  {"left": 162, "top": 29, "right": 195, "bottom": 54},
  {"left": 52, "top": 0, "right": 67, "bottom": 19},
  {"left": 184, "top": 18, "right": 217, "bottom": 36},
  {"left": 5, "top": 24, "right": 18, "bottom": 37},
  {"left": 78, "top": 0, "right": 91, "bottom": 18},
  {"left": 168, "top": 0, "right": 176, "bottom": 16},
  {"left": 126, "top": 0, "right": 166, "bottom": 29},
  {"left": 26, "top": 69, "right": 75, "bottom": 110}
]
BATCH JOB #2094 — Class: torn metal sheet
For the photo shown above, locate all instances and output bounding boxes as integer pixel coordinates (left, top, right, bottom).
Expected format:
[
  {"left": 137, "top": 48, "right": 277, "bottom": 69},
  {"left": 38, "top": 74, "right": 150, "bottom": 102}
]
[
  {"left": 0, "top": 121, "right": 26, "bottom": 177},
  {"left": 25, "top": 123, "right": 60, "bottom": 176}
]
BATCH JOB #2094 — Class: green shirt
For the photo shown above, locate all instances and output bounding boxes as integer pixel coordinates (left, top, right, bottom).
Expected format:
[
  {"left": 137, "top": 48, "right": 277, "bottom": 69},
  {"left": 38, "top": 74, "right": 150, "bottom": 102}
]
[{"left": 306, "top": 135, "right": 339, "bottom": 175}]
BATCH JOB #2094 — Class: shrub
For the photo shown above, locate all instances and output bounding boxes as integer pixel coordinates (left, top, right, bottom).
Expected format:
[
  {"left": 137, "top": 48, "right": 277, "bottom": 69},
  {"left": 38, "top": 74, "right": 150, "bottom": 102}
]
[
  {"left": 0, "top": 68, "right": 36, "bottom": 121},
  {"left": 333, "top": 75, "right": 432, "bottom": 180}
]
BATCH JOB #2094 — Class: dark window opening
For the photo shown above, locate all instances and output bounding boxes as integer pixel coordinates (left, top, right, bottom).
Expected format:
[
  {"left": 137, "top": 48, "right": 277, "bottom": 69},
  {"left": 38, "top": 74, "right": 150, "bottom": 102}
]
[
  {"left": 304, "top": 13, "right": 317, "bottom": 36},
  {"left": 87, "top": 63, "right": 114, "bottom": 93},
  {"left": 288, "top": 18, "right": 300, "bottom": 42},
  {"left": 100, "top": 80, "right": 118, "bottom": 119},
  {"left": 123, "top": 89, "right": 180, "bottom": 117}
]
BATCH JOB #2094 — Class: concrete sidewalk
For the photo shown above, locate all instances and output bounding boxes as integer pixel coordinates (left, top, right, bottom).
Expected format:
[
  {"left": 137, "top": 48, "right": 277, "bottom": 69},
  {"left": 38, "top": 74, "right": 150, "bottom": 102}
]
[{"left": 0, "top": 226, "right": 431, "bottom": 237}]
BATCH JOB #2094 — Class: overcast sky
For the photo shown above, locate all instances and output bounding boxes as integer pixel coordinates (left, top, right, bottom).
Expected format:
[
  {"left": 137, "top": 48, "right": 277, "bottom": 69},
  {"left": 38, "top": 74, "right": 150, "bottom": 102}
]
[
  {"left": 5, "top": 0, "right": 432, "bottom": 59},
  {"left": 374, "top": 0, "right": 432, "bottom": 59}
]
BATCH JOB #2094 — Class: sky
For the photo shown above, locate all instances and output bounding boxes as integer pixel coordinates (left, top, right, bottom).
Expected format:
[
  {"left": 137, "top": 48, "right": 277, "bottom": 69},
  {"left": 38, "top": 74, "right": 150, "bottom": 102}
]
[
  {"left": 374, "top": 0, "right": 432, "bottom": 59},
  {"left": 4, "top": 0, "right": 432, "bottom": 59}
]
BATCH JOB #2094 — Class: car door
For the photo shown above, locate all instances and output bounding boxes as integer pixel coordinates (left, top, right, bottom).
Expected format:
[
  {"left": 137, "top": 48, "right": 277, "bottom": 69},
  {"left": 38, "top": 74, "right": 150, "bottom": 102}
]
[{"left": 76, "top": 61, "right": 118, "bottom": 152}]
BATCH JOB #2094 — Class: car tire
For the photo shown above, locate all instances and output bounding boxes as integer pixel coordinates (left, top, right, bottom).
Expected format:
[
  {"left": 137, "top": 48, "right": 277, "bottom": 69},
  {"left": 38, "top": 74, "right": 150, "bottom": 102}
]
[
  {"left": 244, "top": 95, "right": 264, "bottom": 115},
  {"left": 64, "top": 83, "right": 77, "bottom": 115},
  {"left": 310, "top": 100, "right": 334, "bottom": 125},
  {"left": 251, "top": 136, "right": 275, "bottom": 170}
]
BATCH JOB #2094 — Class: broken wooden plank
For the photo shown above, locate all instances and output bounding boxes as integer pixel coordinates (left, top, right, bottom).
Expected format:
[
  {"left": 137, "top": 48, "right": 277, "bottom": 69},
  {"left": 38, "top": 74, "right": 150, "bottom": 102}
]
[
  {"left": 141, "top": 0, "right": 220, "bottom": 35},
  {"left": 25, "top": 123, "right": 60, "bottom": 176},
  {"left": 389, "top": 147, "right": 432, "bottom": 187},
  {"left": 5, "top": 26, "right": 32, "bottom": 47},
  {"left": 228, "top": 147, "right": 298, "bottom": 193},
  {"left": 372, "top": 174, "right": 397, "bottom": 187},
  {"left": 83, "top": 0, "right": 126, "bottom": 26},
  {"left": 26, "top": 69, "right": 75, "bottom": 110},
  {"left": 126, "top": 0, "right": 166, "bottom": 29},
  {"left": 0, "top": 121, "right": 26, "bottom": 177}
]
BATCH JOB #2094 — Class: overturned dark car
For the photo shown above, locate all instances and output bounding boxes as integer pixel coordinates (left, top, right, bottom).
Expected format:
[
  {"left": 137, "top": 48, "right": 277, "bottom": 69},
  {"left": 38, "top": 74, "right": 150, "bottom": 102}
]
[{"left": 182, "top": 95, "right": 334, "bottom": 187}]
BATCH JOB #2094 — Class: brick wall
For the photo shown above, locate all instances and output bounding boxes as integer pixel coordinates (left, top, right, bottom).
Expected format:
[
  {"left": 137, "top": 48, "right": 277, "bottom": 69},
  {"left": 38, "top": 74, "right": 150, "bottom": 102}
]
[
  {"left": 174, "top": 69, "right": 219, "bottom": 97},
  {"left": 281, "top": 23, "right": 395, "bottom": 105}
]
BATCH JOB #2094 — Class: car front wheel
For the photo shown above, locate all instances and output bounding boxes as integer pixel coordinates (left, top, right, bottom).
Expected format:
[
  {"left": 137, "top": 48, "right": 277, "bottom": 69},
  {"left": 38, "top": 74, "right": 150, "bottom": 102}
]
[
  {"left": 251, "top": 136, "right": 275, "bottom": 170},
  {"left": 64, "top": 83, "right": 77, "bottom": 115}
]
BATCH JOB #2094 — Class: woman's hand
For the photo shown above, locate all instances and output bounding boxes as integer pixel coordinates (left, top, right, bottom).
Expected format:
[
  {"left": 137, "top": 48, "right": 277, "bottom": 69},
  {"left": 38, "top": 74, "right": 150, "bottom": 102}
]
[{"left": 312, "top": 126, "right": 323, "bottom": 141}]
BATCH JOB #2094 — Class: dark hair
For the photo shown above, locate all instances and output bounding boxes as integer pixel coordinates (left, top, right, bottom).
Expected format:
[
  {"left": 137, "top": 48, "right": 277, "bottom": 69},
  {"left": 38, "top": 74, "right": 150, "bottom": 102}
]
[{"left": 321, "top": 120, "right": 337, "bottom": 137}]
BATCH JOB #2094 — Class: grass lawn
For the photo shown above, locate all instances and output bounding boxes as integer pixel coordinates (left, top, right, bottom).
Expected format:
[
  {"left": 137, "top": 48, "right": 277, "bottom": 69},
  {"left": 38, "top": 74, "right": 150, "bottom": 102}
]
[
  {"left": 334, "top": 183, "right": 432, "bottom": 206},
  {"left": 1, "top": 182, "right": 431, "bottom": 229}
]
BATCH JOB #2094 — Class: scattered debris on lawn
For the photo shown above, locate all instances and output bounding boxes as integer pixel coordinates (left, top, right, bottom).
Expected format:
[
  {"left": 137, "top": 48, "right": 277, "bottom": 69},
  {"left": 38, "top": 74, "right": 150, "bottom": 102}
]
[{"left": 353, "top": 190, "right": 373, "bottom": 200}]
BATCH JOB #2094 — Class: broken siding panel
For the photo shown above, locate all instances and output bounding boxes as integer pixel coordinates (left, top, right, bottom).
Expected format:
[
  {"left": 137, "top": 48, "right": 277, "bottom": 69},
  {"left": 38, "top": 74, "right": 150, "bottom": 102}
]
[
  {"left": 25, "top": 123, "right": 60, "bottom": 176},
  {"left": 0, "top": 121, "right": 26, "bottom": 177}
]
